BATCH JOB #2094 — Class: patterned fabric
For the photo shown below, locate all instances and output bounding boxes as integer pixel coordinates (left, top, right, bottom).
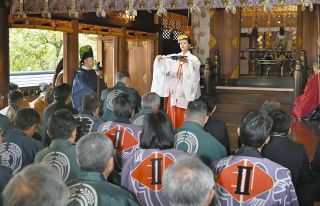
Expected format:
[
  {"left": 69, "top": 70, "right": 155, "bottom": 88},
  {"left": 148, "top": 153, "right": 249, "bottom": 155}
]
[
  {"left": 34, "top": 139, "right": 82, "bottom": 182},
  {"left": 10, "top": 0, "right": 314, "bottom": 15},
  {"left": 131, "top": 108, "right": 153, "bottom": 127},
  {"left": 67, "top": 172, "right": 141, "bottom": 206},
  {"left": 212, "top": 147, "right": 299, "bottom": 206},
  {"left": 0, "top": 129, "right": 44, "bottom": 174},
  {"left": 74, "top": 114, "right": 104, "bottom": 142},
  {"left": 151, "top": 51, "right": 201, "bottom": 109},
  {"left": 72, "top": 67, "right": 105, "bottom": 111},
  {"left": 98, "top": 121, "right": 141, "bottom": 173},
  {"left": 292, "top": 73, "right": 320, "bottom": 118},
  {"left": 175, "top": 121, "right": 227, "bottom": 166},
  {"left": 101, "top": 82, "right": 141, "bottom": 122},
  {"left": 122, "top": 149, "right": 187, "bottom": 206}
]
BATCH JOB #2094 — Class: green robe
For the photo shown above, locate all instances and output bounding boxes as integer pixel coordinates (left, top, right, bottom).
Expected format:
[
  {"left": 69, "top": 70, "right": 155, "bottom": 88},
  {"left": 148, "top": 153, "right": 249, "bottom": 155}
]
[
  {"left": 0, "top": 113, "right": 12, "bottom": 134},
  {"left": 175, "top": 121, "right": 227, "bottom": 166},
  {"left": 34, "top": 139, "right": 82, "bottom": 182},
  {"left": 67, "top": 171, "right": 141, "bottom": 206},
  {"left": 101, "top": 82, "right": 141, "bottom": 122},
  {"left": 130, "top": 108, "right": 152, "bottom": 127}
]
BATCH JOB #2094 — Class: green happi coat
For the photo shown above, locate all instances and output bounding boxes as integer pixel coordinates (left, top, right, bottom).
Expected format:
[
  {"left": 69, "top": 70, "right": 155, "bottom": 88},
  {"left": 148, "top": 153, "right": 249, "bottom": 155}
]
[
  {"left": 67, "top": 171, "right": 141, "bottom": 206},
  {"left": 101, "top": 82, "right": 141, "bottom": 122},
  {"left": 175, "top": 121, "right": 227, "bottom": 166},
  {"left": 34, "top": 139, "right": 82, "bottom": 182},
  {"left": 130, "top": 108, "right": 153, "bottom": 127}
]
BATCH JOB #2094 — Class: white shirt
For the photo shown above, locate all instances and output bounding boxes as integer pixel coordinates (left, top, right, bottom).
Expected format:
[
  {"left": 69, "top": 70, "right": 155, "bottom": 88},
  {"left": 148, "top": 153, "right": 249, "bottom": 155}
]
[{"left": 151, "top": 51, "right": 201, "bottom": 109}]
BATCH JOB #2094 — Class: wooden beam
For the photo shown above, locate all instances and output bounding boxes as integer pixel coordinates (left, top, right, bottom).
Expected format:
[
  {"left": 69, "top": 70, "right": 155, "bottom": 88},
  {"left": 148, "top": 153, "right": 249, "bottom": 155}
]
[
  {"left": 118, "top": 27, "right": 128, "bottom": 71},
  {"left": 63, "top": 20, "right": 79, "bottom": 85},
  {"left": 0, "top": 7, "right": 9, "bottom": 108}
]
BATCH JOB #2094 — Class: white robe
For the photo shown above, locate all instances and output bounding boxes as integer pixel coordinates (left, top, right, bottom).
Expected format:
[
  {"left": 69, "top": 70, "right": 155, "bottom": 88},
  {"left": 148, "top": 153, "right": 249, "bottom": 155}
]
[{"left": 151, "top": 51, "right": 201, "bottom": 109}]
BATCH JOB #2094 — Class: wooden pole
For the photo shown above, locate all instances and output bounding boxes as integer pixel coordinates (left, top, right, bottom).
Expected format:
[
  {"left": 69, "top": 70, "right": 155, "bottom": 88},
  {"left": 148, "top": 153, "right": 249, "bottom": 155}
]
[
  {"left": 0, "top": 7, "right": 9, "bottom": 108},
  {"left": 118, "top": 27, "right": 128, "bottom": 71},
  {"left": 294, "top": 60, "right": 303, "bottom": 98},
  {"left": 63, "top": 20, "right": 79, "bottom": 85},
  {"left": 204, "top": 58, "right": 212, "bottom": 94}
]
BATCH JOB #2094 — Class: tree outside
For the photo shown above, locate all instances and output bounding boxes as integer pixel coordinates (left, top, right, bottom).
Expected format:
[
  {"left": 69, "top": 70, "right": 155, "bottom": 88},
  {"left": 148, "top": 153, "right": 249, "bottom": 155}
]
[{"left": 9, "top": 28, "right": 98, "bottom": 72}]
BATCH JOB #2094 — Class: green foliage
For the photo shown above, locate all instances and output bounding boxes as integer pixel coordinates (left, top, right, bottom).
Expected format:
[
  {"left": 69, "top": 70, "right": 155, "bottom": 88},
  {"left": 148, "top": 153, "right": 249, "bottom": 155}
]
[
  {"left": 9, "top": 28, "right": 63, "bottom": 72},
  {"left": 9, "top": 29, "right": 98, "bottom": 72}
]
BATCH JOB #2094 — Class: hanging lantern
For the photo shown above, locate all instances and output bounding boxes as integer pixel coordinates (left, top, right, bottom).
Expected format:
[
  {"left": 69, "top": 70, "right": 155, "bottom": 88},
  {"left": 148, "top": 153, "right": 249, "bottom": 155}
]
[
  {"left": 190, "top": 0, "right": 201, "bottom": 15},
  {"left": 17, "top": 0, "right": 27, "bottom": 18},
  {"left": 225, "top": 0, "right": 236, "bottom": 15},
  {"left": 171, "top": 0, "right": 177, "bottom": 8},
  {"left": 157, "top": 0, "right": 167, "bottom": 17},
  {"left": 126, "top": 0, "right": 137, "bottom": 18},
  {"left": 204, "top": 0, "right": 211, "bottom": 7},
  {"left": 68, "top": 0, "right": 79, "bottom": 18},
  {"left": 139, "top": 1, "right": 146, "bottom": 9},
  {"left": 301, "top": 0, "right": 313, "bottom": 12},
  {"left": 96, "top": 0, "right": 106, "bottom": 17},
  {"left": 263, "top": 0, "right": 273, "bottom": 12},
  {"left": 42, "top": 0, "right": 51, "bottom": 18}
]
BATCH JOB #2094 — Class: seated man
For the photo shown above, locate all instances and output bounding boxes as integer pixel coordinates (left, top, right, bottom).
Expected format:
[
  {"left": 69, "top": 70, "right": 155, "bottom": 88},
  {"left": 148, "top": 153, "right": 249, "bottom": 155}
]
[
  {"left": 262, "top": 109, "right": 313, "bottom": 205},
  {"left": 32, "top": 83, "right": 54, "bottom": 120},
  {"left": 122, "top": 111, "right": 186, "bottom": 205},
  {"left": 131, "top": 92, "right": 160, "bottom": 127},
  {"left": 43, "top": 83, "right": 77, "bottom": 146},
  {"left": 212, "top": 110, "right": 298, "bottom": 206},
  {"left": 67, "top": 133, "right": 140, "bottom": 206},
  {"left": 0, "top": 113, "right": 12, "bottom": 135},
  {"left": 4, "top": 90, "right": 25, "bottom": 122},
  {"left": 175, "top": 99, "right": 227, "bottom": 166},
  {"left": 74, "top": 94, "right": 104, "bottom": 142},
  {"left": 98, "top": 93, "right": 141, "bottom": 178},
  {"left": 2, "top": 164, "right": 69, "bottom": 206},
  {"left": 163, "top": 156, "right": 215, "bottom": 206},
  {"left": 35, "top": 110, "right": 82, "bottom": 182},
  {"left": 0, "top": 108, "right": 44, "bottom": 175},
  {"left": 101, "top": 71, "right": 141, "bottom": 122},
  {"left": 260, "top": 100, "right": 281, "bottom": 114},
  {"left": 0, "top": 129, "right": 12, "bottom": 202},
  {"left": 200, "top": 94, "right": 231, "bottom": 155}
]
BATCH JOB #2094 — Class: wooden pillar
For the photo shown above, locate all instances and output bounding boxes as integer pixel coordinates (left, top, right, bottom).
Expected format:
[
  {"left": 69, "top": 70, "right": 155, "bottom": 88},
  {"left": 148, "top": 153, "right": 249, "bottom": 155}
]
[
  {"left": 63, "top": 20, "right": 79, "bottom": 85},
  {"left": 210, "top": 9, "right": 241, "bottom": 79},
  {"left": 0, "top": 7, "right": 9, "bottom": 108},
  {"left": 294, "top": 60, "right": 303, "bottom": 98},
  {"left": 118, "top": 27, "right": 128, "bottom": 71},
  {"left": 298, "top": 5, "right": 320, "bottom": 67}
]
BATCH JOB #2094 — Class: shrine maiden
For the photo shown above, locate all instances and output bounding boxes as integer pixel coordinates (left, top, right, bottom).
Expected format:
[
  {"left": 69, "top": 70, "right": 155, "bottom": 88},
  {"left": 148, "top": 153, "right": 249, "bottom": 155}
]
[{"left": 151, "top": 34, "right": 201, "bottom": 128}]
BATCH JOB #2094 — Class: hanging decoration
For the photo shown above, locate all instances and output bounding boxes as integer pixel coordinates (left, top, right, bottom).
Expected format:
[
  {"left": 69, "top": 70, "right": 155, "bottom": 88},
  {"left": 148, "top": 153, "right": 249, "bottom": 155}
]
[
  {"left": 263, "top": 0, "right": 273, "bottom": 12},
  {"left": 301, "top": 0, "right": 313, "bottom": 12},
  {"left": 157, "top": 0, "right": 168, "bottom": 17},
  {"left": 190, "top": 0, "right": 201, "bottom": 14},
  {"left": 8, "top": 0, "right": 318, "bottom": 15},
  {"left": 17, "top": 0, "right": 27, "bottom": 18},
  {"left": 68, "top": 0, "right": 79, "bottom": 18},
  {"left": 42, "top": 0, "right": 51, "bottom": 18},
  {"left": 126, "top": 0, "right": 137, "bottom": 18},
  {"left": 96, "top": 0, "right": 106, "bottom": 17},
  {"left": 225, "top": 0, "right": 236, "bottom": 15},
  {"left": 204, "top": 0, "right": 211, "bottom": 7}
]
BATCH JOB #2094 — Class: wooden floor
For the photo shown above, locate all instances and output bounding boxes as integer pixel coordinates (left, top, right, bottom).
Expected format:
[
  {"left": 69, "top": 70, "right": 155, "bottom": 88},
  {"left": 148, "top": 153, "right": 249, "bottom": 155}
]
[
  {"left": 291, "top": 120, "right": 320, "bottom": 161},
  {"left": 214, "top": 86, "right": 320, "bottom": 161}
]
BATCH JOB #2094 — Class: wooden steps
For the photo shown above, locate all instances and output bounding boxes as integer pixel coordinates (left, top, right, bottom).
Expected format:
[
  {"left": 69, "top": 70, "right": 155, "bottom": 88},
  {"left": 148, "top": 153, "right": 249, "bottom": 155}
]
[{"left": 214, "top": 87, "right": 294, "bottom": 151}]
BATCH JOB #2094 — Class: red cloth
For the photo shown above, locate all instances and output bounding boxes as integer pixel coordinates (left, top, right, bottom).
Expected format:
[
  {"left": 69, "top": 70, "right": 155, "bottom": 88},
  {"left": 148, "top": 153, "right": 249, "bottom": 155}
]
[
  {"left": 167, "top": 97, "right": 186, "bottom": 129},
  {"left": 292, "top": 74, "right": 320, "bottom": 118}
]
